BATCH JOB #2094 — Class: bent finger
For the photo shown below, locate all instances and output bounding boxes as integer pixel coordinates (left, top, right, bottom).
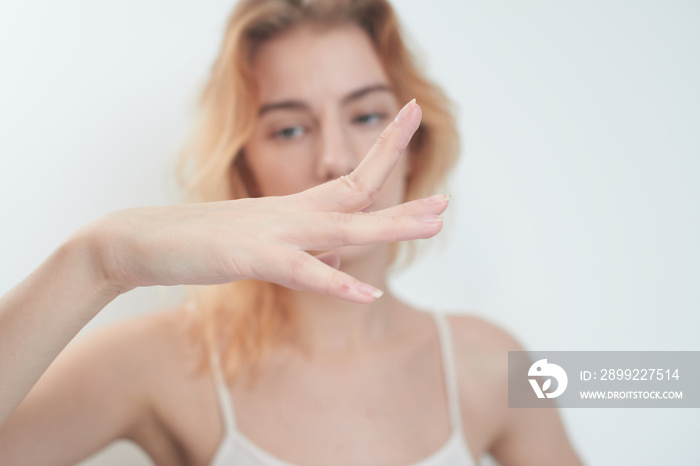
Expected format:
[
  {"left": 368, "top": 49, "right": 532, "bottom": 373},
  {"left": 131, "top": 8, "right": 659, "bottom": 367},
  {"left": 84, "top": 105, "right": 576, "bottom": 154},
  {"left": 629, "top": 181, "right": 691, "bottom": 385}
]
[
  {"left": 257, "top": 247, "right": 383, "bottom": 303},
  {"left": 295, "top": 100, "right": 422, "bottom": 213}
]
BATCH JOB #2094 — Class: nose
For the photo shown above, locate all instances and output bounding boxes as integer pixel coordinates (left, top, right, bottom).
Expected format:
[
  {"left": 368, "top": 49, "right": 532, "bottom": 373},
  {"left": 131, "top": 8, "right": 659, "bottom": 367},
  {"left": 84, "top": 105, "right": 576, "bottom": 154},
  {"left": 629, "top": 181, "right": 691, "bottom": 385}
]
[{"left": 315, "top": 120, "right": 358, "bottom": 182}]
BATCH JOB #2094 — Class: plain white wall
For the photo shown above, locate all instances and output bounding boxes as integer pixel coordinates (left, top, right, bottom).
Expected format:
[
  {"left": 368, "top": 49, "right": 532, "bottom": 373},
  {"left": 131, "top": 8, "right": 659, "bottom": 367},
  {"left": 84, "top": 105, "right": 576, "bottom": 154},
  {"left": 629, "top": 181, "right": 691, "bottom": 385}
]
[{"left": 1, "top": 1, "right": 698, "bottom": 465}]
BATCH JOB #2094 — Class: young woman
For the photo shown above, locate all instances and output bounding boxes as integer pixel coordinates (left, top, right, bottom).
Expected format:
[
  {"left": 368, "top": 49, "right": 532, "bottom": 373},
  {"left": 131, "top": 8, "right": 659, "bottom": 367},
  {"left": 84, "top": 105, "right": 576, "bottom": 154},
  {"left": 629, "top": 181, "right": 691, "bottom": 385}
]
[{"left": 0, "top": 0, "right": 582, "bottom": 465}]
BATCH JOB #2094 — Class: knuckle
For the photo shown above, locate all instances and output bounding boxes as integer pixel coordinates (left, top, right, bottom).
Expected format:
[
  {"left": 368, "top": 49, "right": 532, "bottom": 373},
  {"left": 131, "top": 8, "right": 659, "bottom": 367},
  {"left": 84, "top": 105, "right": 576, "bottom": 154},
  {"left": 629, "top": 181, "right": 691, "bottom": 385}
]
[
  {"left": 388, "top": 216, "right": 404, "bottom": 242},
  {"left": 327, "top": 212, "right": 351, "bottom": 242},
  {"left": 338, "top": 172, "right": 364, "bottom": 193},
  {"left": 374, "top": 132, "right": 389, "bottom": 148},
  {"left": 287, "top": 252, "right": 311, "bottom": 288},
  {"left": 328, "top": 211, "right": 352, "bottom": 227},
  {"left": 373, "top": 130, "right": 399, "bottom": 160},
  {"left": 323, "top": 270, "right": 351, "bottom": 297},
  {"left": 337, "top": 172, "right": 376, "bottom": 205},
  {"left": 375, "top": 215, "right": 402, "bottom": 243}
]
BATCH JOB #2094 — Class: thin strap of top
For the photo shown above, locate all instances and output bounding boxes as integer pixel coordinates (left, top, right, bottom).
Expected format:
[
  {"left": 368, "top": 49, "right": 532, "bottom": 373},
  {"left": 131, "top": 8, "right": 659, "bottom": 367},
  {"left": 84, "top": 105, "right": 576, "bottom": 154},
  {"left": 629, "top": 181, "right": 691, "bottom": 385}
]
[
  {"left": 430, "top": 312, "right": 464, "bottom": 434},
  {"left": 209, "top": 350, "right": 237, "bottom": 434},
  {"left": 209, "top": 312, "right": 463, "bottom": 436}
]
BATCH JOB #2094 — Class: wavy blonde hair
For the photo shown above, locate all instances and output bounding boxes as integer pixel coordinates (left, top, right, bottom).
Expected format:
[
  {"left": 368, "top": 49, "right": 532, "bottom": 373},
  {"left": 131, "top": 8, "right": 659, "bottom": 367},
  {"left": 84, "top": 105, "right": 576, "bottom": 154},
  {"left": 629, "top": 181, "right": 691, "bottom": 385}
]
[{"left": 179, "top": 0, "right": 459, "bottom": 385}]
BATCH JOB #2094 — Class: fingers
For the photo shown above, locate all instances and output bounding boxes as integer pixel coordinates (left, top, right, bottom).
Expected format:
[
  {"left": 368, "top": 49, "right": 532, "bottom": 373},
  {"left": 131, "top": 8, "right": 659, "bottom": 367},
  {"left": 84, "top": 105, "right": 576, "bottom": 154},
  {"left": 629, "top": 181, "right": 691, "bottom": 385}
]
[
  {"left": 258, "top": 210, "right": 443, "bottom": 251},
  {"left": 295, "top": 99, "right": 422, "bottom": 212},
  {"left": 256, "top": 247, "right": 383, "bottom": 303},
  {"left": 276, "top": 194, "right": 450, "bottom": 250},
  {"left": 370, "top": 193, "right": 450, "bottom": 218}
]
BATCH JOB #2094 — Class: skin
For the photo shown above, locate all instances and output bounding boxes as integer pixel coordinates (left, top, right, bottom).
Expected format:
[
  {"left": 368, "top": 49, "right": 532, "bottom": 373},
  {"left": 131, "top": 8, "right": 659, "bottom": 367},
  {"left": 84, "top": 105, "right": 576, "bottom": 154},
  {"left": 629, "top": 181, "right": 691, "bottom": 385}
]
[
  {"left": 243, "top": 23, "right": 415, "bottom": 353},
  {"left": 0, "top": 23, "right": 583, "bottom": 466}
]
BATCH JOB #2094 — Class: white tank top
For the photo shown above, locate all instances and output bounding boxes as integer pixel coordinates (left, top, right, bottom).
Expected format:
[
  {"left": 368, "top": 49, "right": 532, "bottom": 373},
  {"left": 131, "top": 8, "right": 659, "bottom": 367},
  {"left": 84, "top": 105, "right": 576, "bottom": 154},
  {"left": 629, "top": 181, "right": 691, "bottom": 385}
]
[{"left": 208, "top": 312, "right": 479, "bottom": 466}]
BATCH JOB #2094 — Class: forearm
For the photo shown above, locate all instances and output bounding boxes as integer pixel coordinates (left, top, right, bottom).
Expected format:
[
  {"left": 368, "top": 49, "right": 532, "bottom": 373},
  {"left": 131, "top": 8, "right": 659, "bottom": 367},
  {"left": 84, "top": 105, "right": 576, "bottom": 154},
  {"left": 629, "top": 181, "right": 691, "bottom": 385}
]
[{"left": 0, "top": 230, "right": 121, "bottom": 427}]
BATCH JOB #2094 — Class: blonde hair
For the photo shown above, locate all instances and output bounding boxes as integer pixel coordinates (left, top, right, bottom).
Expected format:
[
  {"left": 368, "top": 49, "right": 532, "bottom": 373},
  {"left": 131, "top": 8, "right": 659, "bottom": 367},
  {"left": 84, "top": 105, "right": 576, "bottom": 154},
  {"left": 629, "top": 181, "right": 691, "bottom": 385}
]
[{"left": 179, "top": 0, "right": 459, "bottom": 385}]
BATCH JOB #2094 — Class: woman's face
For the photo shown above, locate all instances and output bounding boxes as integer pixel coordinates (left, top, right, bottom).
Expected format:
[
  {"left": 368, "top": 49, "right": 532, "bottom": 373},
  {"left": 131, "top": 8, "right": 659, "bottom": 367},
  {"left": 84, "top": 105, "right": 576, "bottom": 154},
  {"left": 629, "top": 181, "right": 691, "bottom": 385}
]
[{"left": 243, "top": 23, "right": 407, "bottom": 213}]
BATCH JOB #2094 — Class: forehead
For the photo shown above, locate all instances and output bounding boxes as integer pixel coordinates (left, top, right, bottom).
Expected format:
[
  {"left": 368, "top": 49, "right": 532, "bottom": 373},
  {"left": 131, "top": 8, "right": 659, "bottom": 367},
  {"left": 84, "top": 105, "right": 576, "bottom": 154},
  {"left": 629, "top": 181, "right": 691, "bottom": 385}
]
[{"left": 251, "top": 23, "right": 391, "bottom": 105}]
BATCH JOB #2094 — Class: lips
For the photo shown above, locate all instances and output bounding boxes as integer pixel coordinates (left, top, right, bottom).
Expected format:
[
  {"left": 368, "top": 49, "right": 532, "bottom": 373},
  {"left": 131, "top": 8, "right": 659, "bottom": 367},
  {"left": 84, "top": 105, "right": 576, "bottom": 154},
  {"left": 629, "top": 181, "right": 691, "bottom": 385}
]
[{"left": 360, "top": 203, "right": 374, "bottom": 213}]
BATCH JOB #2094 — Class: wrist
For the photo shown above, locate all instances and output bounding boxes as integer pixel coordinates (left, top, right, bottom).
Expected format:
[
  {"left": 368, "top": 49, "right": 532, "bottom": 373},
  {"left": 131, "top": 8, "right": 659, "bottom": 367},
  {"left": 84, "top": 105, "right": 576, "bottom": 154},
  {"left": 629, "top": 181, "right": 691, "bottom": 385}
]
[{"left": 65, "top": 220, "right": 135, "bottom": 300}]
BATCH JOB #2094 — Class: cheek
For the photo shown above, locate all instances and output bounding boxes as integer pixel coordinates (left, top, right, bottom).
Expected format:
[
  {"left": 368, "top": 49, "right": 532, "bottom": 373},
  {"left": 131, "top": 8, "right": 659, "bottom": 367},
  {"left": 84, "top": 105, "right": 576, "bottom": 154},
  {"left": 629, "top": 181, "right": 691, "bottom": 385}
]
[
  {"left": 351, "top": 127, "right": 386, "bottom": 160},
  {"left": 241, "top": 143, "right": 316, "bottom": 197}
]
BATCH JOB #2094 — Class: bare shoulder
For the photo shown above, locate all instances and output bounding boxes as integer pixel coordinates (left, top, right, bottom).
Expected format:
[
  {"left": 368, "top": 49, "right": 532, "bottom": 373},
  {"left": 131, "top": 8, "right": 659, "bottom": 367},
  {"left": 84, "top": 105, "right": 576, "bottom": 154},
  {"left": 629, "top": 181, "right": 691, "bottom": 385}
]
[
  {"left": 44, "top": 307, "right": 201, "bottom": 420},
  {"left": 445, "top": 313, "right": 523, "bottom": 387},
  {"left": 80, "top": 309, "right": 218, "bottom": 465},
  {"left": 107, "top": 307, "right": 200, "bottom": 361},
  {"left": 71, "top": 307, "right": 199, "bottom": 382},
  {"left": 447, "top": 312, "right": 523, "bottom": 351},
  {"left": 438, "top": 313, "right": 519, "bottom": 457},
  {"left": 74, "top": 307, "right": 208, "bottom": 426},
  {"left": 445, "top": 312, "right": 582, "bottom": 465}
]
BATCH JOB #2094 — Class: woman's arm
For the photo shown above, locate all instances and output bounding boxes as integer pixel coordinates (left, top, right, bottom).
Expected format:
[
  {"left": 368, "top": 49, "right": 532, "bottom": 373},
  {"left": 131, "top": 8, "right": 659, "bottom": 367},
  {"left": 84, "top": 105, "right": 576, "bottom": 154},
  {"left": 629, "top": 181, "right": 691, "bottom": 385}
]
[
  {"left": 0, "top": 100, "right": 439, "bottom": 431},
  {"left": 0, "top": 310, "right": 171, "bottom": 466},
  {"left": 0, "top": 231, "right": 119, "bottom": 429}
]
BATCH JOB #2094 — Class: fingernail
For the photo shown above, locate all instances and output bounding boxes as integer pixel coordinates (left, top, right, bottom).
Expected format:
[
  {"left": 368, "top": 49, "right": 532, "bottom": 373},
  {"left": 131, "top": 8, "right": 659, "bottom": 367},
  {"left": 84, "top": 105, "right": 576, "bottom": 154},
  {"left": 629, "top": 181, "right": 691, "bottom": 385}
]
[
  {"left": 394, "top": 98, "right": 417, "bottom": 122},
  {"left": 425, "top": 193, "right": 451, "bottom": 204},
  {"left": 356, "top": 282, "right": 384, "bottom": 299},
  {"left": 417, "top": 215, "right": 443, "bottom": 223}
]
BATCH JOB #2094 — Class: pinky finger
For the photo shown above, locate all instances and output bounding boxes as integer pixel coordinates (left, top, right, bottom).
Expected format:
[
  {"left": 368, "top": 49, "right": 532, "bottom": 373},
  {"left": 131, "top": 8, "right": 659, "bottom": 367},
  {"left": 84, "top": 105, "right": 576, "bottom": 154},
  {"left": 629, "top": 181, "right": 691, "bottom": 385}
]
[{"left": 257, "top": 246, "right": 383, "bottom": 304}]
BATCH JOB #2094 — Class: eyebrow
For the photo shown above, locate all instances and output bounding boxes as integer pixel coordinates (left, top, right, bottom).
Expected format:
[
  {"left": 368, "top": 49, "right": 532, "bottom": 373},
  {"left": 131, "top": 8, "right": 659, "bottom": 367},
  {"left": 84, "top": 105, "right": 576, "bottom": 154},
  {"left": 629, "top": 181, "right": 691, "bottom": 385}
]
[{"left": 258, "top": 83, "right": 393, "bottom": 116}]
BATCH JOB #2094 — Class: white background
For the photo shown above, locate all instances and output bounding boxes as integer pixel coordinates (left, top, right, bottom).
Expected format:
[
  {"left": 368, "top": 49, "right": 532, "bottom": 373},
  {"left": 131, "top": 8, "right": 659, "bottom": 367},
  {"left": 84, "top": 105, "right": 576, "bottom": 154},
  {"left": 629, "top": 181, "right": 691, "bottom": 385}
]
[{"left": 1, "top": 1, "right": 698, "bottom": 464}]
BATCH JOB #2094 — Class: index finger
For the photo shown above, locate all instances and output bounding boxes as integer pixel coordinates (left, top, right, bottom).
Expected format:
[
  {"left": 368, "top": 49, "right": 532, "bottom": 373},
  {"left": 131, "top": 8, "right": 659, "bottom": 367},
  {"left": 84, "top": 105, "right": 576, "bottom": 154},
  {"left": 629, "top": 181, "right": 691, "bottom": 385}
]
[{"left": 295, "top": 99, "right": 421, "bottom": 212}]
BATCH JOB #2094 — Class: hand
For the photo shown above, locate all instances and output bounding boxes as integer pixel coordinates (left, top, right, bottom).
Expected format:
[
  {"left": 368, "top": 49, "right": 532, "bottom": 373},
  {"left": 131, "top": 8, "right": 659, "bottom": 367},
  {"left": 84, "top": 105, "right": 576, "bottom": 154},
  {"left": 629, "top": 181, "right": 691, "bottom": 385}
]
[{"left": 85, "top": 100, "right": 447, "bottom": 303}]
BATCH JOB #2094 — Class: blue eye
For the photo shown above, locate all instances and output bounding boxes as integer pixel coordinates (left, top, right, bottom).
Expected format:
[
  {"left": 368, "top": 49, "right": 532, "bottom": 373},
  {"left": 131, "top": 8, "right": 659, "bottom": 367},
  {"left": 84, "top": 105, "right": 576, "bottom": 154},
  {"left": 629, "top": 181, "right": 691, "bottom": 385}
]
[
  {"left": 354, "top": 113, "right": 385, "bottom": 126},
  {"left": 273, "top": 125, "right": 305, "bottom": 140}
]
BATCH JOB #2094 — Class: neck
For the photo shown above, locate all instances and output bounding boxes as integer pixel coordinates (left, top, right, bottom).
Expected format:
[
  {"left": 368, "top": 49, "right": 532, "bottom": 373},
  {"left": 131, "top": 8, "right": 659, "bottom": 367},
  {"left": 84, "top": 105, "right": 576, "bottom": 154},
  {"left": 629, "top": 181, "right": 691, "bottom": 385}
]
[{"left": 285, "top": 246, "right": 405, "bottom": 358}]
